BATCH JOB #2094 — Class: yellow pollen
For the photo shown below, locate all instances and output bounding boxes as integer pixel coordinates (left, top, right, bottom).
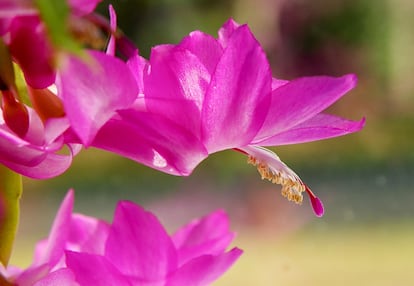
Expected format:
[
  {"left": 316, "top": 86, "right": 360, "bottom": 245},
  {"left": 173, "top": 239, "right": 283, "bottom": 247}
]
[{"left": 247, "top": 155, "right": 304, "bottom": 204}]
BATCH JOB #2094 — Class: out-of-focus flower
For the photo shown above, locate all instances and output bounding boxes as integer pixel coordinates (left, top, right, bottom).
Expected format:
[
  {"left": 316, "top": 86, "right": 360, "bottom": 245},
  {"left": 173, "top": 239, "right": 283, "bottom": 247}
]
[
  {"left": 92, "top": 19, "right": 365, "bottom": 216},
  {"left": 0, "top": 0, "right": 103, "bottom": 88},
  {"left": 0, "top": 37, "right": 78, "bottom": 179},
  {"left": 0, "top": 190, "right": 241, "bottom": 285},
  {"left": 0, "top": 3, "right": 138, "bottom": 177}
]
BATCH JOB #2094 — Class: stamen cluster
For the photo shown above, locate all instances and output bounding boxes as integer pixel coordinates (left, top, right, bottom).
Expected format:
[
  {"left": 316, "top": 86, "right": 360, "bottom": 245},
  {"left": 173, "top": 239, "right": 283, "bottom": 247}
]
[{"left": 248, "top": 155, "right": 305, "bottom": 204}]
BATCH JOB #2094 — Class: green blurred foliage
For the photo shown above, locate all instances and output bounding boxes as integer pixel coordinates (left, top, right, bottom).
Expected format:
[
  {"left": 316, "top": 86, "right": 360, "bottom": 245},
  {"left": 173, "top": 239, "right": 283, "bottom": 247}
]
[{"left": 97, "top": 0, "right": 233, "bottom": 57}]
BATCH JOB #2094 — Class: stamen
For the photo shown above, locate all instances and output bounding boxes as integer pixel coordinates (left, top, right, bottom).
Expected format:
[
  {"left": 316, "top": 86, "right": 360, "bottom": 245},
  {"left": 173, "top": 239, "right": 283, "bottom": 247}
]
[
  {"left": 247, "top": 155, "right": 305, "bottom": 205},
  {"left": 240, "top": 146, "right": 324, "bottom": 217}
]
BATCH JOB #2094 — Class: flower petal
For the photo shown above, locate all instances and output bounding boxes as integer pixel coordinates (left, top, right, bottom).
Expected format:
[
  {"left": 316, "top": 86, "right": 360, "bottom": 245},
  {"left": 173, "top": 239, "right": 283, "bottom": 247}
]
[
  {"left": 9, "top": 15, "right": 55, "bottom": 89},
  {"left": 67, "top": 214, "right": 110, "bottom": 255},
  {"left": 167, "top": 248, "right": 243, "bottom": 286},
  {"left": 217, "top": 18, "right": 240, "bottom": 48},
  {"left": 66, "top": 252, "right": 133, "bottom": 286},
  {"left": 255, "top": 74, "right": 358, "bottom": 141},
  {"left": 57, "top": 50, "right": 138, "bottom": 146},
  {"left": 127, "top": 51, "right": 148, "bottom": 95},
  {"left": 0, "top": 130, "right": 46, "bottom": 168},
  {"left": 178, "top": 31, "right": 223, "bottom": 75},
  {"left": 272, "top": 77, "right": 289, "bottom": 90},
  {"left": 33, "top": 268, "right": 78, "bottom": 286},
  {"left": 92, "top": 110, "right": 208, "bottom": 176},
  {"left": 14, "top": 264, "right": 50, "bottom": 286},
  {"left": 255, "top": 114, "right": 366, "bottom": 146},
  {"left": 1, "top": 146, "right": 76, "bottom": 179},
  {"left": 105, "top": 201, "right": 178, "bottom": 280},
  {"left": 145, "top": 44, "right": 210, "bottom": 135},
  {"left": 172, "top": 210, "right": 235, "bottom": 266},
  {"left": 106, "top": 4, "right": 116, "bottom": 56},
  {"left": 201, "top": 24, "right": 272, "bottom": 152},
  {"left": 67, "top": 0, "right": 102, "bottom": 16},
  {"left": 34, "top": 190, "right": 74, "bottom": 267}
]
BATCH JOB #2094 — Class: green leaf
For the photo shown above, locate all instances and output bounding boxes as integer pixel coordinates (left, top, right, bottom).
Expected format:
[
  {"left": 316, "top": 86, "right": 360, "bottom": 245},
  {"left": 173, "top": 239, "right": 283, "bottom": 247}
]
[
  {"left": 0, "top": 165, "right": 22, "bottom": 267},
  {"left": 35, "top": 0, "right": 83, "bottom": 56}
]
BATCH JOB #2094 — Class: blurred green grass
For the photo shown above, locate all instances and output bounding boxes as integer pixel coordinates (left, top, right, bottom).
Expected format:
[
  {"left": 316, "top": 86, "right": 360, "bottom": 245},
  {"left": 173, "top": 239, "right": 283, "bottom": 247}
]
[{"left": 216, "top": 222, "right": 414, "bottom": 286}]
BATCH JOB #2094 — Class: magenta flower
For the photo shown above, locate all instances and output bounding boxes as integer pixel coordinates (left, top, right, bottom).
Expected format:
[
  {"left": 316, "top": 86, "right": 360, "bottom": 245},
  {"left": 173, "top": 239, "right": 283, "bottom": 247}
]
[
  {"left": 0, "top": 51, "right": 137, "bottom": 178},
  {"left": 0, "top": 100, "right": 80, "bottom": 179},
  {"left": 1, "top": 190, "right": 241, "bottom": 285},
  {"left": 0, "top": 0, "right": 103, "bottom": 88},
  {"left": 0, "top": 5, "right": 138, "bottom": 177},
  {"left": 92, "top": 19, "right": 365, "bottom": 216}
]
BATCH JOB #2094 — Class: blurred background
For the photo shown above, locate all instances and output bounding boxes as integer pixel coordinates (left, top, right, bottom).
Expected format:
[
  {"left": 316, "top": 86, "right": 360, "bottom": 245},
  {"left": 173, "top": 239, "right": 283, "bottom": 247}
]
[{"left": 11, "top": 0, "right": 414, "bottom": 285}]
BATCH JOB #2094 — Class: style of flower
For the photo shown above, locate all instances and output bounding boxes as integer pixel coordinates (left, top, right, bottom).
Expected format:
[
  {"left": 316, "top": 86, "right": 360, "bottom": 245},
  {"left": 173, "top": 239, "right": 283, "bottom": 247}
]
[
  {"left": 0, "top": 190, "right": 242, "bottom": 285},
  {"left": 91, "top": 18, "right": 365, "bottom": 216}
]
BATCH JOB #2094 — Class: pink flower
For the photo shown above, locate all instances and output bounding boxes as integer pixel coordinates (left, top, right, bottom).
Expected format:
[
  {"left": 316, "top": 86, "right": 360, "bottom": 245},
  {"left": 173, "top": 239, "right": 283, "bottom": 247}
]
[
  {"left": 0, "top": 50, "right": 137, "bottom": 178},
  {"left": 0, "top": 5, "right": 138, "bottom": 177},
  {"left": 0, "top": 106, "right": 80, "bottom": 179},
  {"left": 92, "top": 19, "right": 365, "bottom": 216},
  {"left": 0, "top": 0, "right": 103, "bottom": 88},
  {"left": 1, "top": 190, "right": 241, "bottom": 285}
]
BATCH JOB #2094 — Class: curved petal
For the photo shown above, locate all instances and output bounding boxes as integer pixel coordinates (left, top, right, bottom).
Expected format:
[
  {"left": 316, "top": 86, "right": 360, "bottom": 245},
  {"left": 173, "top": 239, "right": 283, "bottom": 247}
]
[
  {"left": 0, "top": 2, "right": 37, "bottom": 24},
  {"left": 105, "top": 4, "right": 116, "bottom": 56},
  {"left": 0, "top": 106, "right": 71, "bottom": 178},
  {"left": 34, "top": 190, "right": 74, "bottom": 267},
  {"left": 9, "top": 15, "right": 55, "bottom": 89},
  {"left": 57, "top": 50, "right": 138, "bottom": 146},
  {"left": 67, "top": 214, "right": 110, "bottom": 255},
  {"left": 178, "top": 31, "right": 223, "bottom": 74},
  {"left": 105, "top": 201, "right": 177, "bottom": 280},
  {"left": 92, "top": 109, "right": 208, "bottom": 176},
  {"left": 0, "top": 131, "right": 46, "bottom": 167},
  {"left": 201, "top": 24, "right": 272, "bottom": 153},
  {"left": 33, "top": 268, "right": 78, "bottom": 286},
  {"left": 68, "top": 0, "right": 102, "bottom": 16},
  {"left": 217, "top": 18, "right": 240, "bottom": 48},
  {"left": 172, "top": 210, "right": 235, "bottom": 266},
  {"left": 127, "top": 51, "right": 148, "bottom": 95},
  {"left": 272, "top": 77, "right": 289, "bottom": 90},
  {"left": 66, "top": 252, "right": 133, "bottom": 286},
  {"left": 167, "top": 248, "right": 243, "bottom": 286},
  {"left": 14, "top": 264, "right": 50, "bottom": 286},
  {"left": 255, "top": 74, "right": 358, "bottom": 141},
  {"left": 1, "top": 146, "right": 75, "bottom": 179},
  {"left": 255, "top": 114, "right": 366, "bottom": 146},
  {"left": 145, "top": 44, "right": 210, "bottom": 135}
]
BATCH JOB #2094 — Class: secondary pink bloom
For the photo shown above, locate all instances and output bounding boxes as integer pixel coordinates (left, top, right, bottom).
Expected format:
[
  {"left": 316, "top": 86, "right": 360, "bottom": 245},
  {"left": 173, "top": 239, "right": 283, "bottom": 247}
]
[
  {"left": 0, "top": 5, "right": 137, "bottom": 177},
  {"left": 0, "top": 101, "right": 81, "bottom": 179},
  {"left": 0, "top": 0, "right": 102, "bottom": 88},
  {"left": 1, "top": 190, "right": 241, "bottom": 285},
  {"left": 92, "top": 19, "right": 365, "bottom": 216},
  {"left": 0, "top": 50, "right": 137, "bottom": 178}
]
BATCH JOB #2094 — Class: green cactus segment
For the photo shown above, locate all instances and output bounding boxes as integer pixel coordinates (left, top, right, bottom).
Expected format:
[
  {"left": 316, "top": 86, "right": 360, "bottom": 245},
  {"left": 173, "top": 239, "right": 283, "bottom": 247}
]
[{"left": 0, "top": 165, "right": 22, "bottom": 267}]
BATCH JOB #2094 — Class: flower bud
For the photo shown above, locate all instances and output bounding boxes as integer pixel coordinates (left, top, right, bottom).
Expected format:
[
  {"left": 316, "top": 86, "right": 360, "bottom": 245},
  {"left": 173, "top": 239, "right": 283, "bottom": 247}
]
[{"left": 1, "top": 90, "right": 29, "bottom": 138}]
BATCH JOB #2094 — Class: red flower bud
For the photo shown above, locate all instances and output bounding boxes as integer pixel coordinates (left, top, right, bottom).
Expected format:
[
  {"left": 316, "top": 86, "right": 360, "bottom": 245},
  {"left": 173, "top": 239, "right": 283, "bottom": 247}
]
[{"left": 1, "top": 90, "right": 29, "bottom": 138}]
